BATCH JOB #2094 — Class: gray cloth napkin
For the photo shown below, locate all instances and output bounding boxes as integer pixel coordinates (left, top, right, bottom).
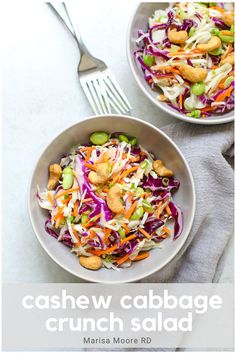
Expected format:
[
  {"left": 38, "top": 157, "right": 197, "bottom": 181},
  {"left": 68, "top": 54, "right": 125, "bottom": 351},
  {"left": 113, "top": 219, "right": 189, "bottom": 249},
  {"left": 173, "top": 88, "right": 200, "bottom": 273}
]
[{"left": 140, "top": 121, "right": 234, "bottom": 284}]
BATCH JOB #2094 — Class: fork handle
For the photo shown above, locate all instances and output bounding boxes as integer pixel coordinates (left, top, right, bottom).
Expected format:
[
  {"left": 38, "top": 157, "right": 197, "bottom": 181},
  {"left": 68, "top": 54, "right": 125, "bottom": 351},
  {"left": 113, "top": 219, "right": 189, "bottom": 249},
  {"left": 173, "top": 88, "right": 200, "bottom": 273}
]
[{"left": 62, "top": 3, "right": 90, "bottom": 57}]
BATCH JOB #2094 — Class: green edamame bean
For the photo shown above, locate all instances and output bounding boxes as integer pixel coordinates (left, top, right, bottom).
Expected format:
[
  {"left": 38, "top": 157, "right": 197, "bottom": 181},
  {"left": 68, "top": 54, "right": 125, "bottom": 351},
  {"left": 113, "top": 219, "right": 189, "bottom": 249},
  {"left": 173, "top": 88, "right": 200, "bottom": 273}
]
[
  {"left": 142, "top": 200, "right": 154, "bottom": 213},
  {"left": 186, "top": 109, "right": 201, "bottom": 118},
  {"left": 118, "top": 134, "right": 129, "bottom": 143},
  {"left": 118, "top": 228, "right": 126, "bottom": 239},
  {"left": 219, "top": 32, "right": 234, "bottom": 43},
  {"left": 143, "top": 55, "right": 154, "bottom": 67},
  {"left": 131, "top": 206, "right": 144, "bottom": 221},
  {"left": 192, "top": 82, "right": 205, "bottom": 96},
  {"left": 62, "top": 167, "right": 73, "bottom": 190},
  {"left": 135, "top": 187, "right": 145, "bottom": 197},
  {"left": 129, "top": 137, "right": 138, "bottom": 146},
  {"left": 90, "top": 131, "right": 109, "bottom": 145},
  {"left": 81, "top": 213, "right": 89, "bottom": 224},
  {"left": 209, "top": 46, "right": 222, "bottom": 55}
]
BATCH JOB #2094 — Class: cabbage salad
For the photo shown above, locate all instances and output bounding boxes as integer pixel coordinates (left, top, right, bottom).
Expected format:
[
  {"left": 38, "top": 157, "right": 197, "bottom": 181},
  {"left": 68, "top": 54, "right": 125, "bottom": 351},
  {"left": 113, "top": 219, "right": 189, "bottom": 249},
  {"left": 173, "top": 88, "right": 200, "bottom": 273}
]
[
  {"left": 37, "top": 131, "right": 183, "bottom": 271},
  {"left": 135, "top": 2, "right": 234, "bottom": 119}
]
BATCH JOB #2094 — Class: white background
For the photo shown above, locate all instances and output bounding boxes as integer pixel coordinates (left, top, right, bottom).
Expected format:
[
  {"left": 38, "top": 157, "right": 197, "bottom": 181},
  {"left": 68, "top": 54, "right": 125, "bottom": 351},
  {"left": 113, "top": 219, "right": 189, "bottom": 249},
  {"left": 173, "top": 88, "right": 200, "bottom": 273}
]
[{"left": 2, "top": 0, "right": 233, "bottom": 282}]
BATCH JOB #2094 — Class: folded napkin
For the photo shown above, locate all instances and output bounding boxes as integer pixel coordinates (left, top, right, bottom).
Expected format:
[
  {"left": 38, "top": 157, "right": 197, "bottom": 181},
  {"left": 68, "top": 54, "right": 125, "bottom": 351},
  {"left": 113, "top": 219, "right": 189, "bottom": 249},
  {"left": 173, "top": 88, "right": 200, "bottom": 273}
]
[{"left": 140, "top": 122, "right": 234, "bottom": 284}]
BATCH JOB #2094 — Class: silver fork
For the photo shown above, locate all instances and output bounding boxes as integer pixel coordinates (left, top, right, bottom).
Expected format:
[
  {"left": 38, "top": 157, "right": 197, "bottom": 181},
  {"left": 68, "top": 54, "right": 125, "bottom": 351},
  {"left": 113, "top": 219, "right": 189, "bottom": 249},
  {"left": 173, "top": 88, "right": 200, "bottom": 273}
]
[{"left": 48, "top": 2, "right": 132, "bottom": 115}]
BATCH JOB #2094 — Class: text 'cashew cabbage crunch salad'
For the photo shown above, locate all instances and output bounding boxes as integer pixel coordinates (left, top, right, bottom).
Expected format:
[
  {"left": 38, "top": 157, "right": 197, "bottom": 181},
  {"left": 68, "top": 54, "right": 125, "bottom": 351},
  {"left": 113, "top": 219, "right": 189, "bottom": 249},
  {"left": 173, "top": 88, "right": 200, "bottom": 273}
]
[
  {"left": 37, "top": 132, "right": 183, "bottom": 271},
  {"left": 134, "top": 2, "right": 234, "bottom": 119}
]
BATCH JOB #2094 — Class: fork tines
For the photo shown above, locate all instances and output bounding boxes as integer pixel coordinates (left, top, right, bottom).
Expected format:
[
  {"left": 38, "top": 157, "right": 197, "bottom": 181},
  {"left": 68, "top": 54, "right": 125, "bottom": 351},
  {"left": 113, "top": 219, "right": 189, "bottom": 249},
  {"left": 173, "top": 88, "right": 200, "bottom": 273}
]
[{"left": 80, "top": 69, "right": 132, "bottom": 115}]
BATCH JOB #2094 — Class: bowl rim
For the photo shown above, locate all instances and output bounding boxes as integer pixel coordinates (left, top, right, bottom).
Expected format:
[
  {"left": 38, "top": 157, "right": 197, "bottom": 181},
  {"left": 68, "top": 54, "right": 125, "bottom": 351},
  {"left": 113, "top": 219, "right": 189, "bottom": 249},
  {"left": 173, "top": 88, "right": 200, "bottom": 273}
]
[
  {"left": 126, "top": 2, "right": 234, "bottom": 125},
  {"left": 28, "top": 114, "right": 196, "bottom": 283}
]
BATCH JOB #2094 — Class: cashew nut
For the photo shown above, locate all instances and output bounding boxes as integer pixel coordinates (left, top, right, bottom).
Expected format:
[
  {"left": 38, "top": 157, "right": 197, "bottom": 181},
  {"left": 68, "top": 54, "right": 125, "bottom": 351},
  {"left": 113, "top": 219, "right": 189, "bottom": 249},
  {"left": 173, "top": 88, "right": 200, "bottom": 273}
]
[
  {"left": 79, "top": 256, "right": 102, "bottom": 270},
  {"left": 168, "top": 28, "right": 188, "bottom": 44},
  {"left": 178, "top": 64, "right": 207, "bottom": 83},
  {"left": 106, "top": 184, "right": 124, "bottom": 214},
  {"left": 47, "top": 164, "right": 62, "bottom": 190},
  {"left": 222, "top": 12, "right": 234, "bottom": 27},
  {"left": 88, "top": 162, "right": 110, "bottom": 185},
  {"left": 153, "top": 160, "right": 174, "bottom": 177},
  {"left": 197, "top": 36, "right": 221, "bottom": 52},
  {"left": 220, "top": 53, "right": 234, "bottom": 66}
]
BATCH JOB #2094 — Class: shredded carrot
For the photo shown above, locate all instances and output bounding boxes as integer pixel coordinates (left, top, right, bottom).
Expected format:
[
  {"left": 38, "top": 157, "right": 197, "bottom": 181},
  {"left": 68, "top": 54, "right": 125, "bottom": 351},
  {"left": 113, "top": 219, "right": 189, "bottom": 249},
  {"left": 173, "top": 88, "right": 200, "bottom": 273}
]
[
  {"left": 116, "top": 254, "right": 130, "bottom": 265},
  {"left": 155, "top": 202, "right": 163, "bottom": 219},
  {"left": 83, "top": 222, "right": 94, "bottom": 228},
  {"left": 165, "top": 204, "right": 172, "bottom": 215},
  {"left": 216, "top": 85, "right": 233, "bottom": 102},
  {"left": 221, "top": 43, "right": 233, "bottom": 59},
  {"left": 221, "top": 30, "right": 234, "bottom": 36},
  {"left": 138, "top": 227, "right": 152, "bottom": 239},
  {"left": 122, "top": 224, "right": 130, "bottom": 235},
  {"left": 56, "top": 187, "right": 80, "bottom": 199},
  {"left": 120, "top": 234, "right": 137, "bottom": 244},
  {"left": 84, "top": 147, "right": 94, "bottom": 162},
  {"left": 162, "top": 226, "right": 171, "bottom": 235},
  {"left": 53, "top": 207, "right": 64, "bottom": 220},
  {"left": 102, "top": 187, "right": 109, "bottom": 193},
  {"left": 89, "top": 234, "right": 136, "bottom": 256},
  {"left": 88, "top": 230, "right": 96, "bottom": 240},
  {"left": 61, "top": 196, "right": 72, "bottom": 204},
  {"left": 125, "top": 201, "right": 138, "bottom": 220},
  {"left": 133, "top": 252, "right": 150, "bottom": 261},
  {"left": 179, "top": 94, "right": 183, "bottom": 110},
  {"left": 118, "top": 166, "right": 139, "bottom": 182},
  {"left": 72, "top": 201, "right": 79, "bottom": 217},
  {"left": 82, "top": 198, "right": 93, "bottom": 203},
  {"left": 84, "top": 163, "right": 97, "bottom": 171},
  {"left": 212, "top": 65, "right": 219, "bottom": 69},
  {"left": 210, "top": 6, "right": 225, "bottom": 13},
  {"left": 47, "top": 192, "right": 54, "bottom": 206},
  {"left": 200, "top": 106, "right": 216, "bottom": 112},
  {"left": 153, "top": 65, "right": 181, "bottom": 74},
  {"left": 103, "top": 228, "right": 111, "bottom": 244},
  {"left": 72, "top": 226, "right": 81, "bottom": 243},
  {"left": 55, "top": 215, "right": 64, "bottom": 228},
  {"left": 91, "top": 213, "right": 102, "bottom": 222}
]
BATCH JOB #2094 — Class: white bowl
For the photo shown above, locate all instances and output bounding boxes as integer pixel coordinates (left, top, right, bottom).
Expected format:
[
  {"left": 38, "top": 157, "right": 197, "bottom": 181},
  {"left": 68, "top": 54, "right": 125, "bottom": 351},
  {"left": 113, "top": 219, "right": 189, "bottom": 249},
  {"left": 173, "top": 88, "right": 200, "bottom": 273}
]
[
  {"left": 28, "top": 115, "right": 196, "bottom": 283},
  {"left": 127, "top": 2, "right": 234, "bottom": 125}
]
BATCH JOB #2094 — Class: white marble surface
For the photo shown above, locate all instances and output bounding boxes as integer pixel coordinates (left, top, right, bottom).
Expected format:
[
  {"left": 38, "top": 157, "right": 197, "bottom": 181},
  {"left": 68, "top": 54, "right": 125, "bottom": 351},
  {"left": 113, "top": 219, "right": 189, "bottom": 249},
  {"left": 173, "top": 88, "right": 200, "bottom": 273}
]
[{"left": 2, "top": 0, "right": 233, "bottom": 283}]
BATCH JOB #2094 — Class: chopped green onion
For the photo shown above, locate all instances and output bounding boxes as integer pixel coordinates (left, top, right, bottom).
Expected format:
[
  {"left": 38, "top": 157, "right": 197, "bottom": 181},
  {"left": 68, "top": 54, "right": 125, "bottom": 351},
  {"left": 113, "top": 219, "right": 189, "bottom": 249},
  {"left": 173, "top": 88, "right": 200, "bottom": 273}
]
[
  {"left": 81, "top": 213, "right": 89, "bottom": 224},
  {"left": 131, "top": 206, "right": 144, "bottom": 221},
  {"left": 118, "top": 228, "right": 126, "bottom": 239},
  {"left": 230, "top": 24, "right": 234, "bottom": 33},
  {"left": 224, "top": 76, "right": 234, "bottom": 88},
  {"left": 142, "top": 200, "right": 154, "bottom": 213},
  {"left": 64, "top": 194, "right": 69, "bottom": 199},
  {"left": 209, "top": 2, "right": 216, "bottom": 6},
  {"left": 187, "top": 109, "right": 201, "bottom": 118},
  {"left": 103, "top": 255, "right": 113, "bottom": 262},
  {"left": 140, "top": 159, "right": 149, "bottom": 170},
  {"left": 143, "top": 54, "right": 154, "bottom": 67},
  {"left": 135, "top": 187, "right": 145, "bottom": 197},
  {"left": 162, "top": 177, "right": 169, "bottom": 187},
  {"left": 189, "top": 28, "right": 196, "bottom": 37}
]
